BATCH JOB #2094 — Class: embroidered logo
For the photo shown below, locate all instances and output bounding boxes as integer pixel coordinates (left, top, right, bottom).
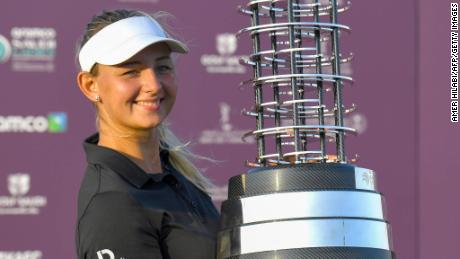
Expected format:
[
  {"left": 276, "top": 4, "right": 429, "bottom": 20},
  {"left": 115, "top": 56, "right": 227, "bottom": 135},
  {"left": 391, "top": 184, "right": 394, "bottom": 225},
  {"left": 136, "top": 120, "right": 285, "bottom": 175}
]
[{"left": 96, "top": 249, "right": 115, "bottom": 259}]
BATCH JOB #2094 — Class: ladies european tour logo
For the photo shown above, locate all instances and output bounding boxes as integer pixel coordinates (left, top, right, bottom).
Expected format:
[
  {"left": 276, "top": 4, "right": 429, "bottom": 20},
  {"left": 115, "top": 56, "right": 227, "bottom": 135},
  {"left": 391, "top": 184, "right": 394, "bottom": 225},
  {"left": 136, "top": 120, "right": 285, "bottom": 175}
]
[{"left": 0, "top": 34, "right": 12, "bottom": 63}]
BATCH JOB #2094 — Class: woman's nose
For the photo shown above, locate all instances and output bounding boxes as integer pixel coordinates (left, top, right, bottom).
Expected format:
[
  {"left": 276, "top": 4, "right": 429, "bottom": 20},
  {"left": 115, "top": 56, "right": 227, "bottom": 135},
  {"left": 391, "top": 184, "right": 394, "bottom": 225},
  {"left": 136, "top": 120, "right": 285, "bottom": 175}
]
[{"left": 141, "top": 68, "right": 162, "bottom": 93}]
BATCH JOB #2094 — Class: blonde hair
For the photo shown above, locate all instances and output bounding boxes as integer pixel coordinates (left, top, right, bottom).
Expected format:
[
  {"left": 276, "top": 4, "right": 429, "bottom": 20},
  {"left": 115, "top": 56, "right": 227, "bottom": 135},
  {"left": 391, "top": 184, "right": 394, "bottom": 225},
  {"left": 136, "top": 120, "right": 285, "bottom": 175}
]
[
  {"left": 157, "top": 123, "right": 216, "bottom": 193},
  {"left": 77, "top": 9, "right": 215, "bottom": 194}
]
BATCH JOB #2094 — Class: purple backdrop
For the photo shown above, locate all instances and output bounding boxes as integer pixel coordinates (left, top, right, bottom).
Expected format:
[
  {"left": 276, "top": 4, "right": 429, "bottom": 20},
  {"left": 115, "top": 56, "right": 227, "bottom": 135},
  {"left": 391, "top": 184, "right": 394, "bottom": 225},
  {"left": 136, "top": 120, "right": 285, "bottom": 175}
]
[{"left": 0, "top": 0, "right": 457, "bottom": 258}]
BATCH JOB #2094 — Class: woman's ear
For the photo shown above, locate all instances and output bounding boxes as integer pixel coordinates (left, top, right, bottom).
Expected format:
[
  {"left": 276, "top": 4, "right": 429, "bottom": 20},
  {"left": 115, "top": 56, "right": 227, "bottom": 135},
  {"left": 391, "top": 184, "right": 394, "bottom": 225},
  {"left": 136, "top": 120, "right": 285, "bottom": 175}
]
[{"left": 77, "top": 71, "right": 99, "bottom": 102}]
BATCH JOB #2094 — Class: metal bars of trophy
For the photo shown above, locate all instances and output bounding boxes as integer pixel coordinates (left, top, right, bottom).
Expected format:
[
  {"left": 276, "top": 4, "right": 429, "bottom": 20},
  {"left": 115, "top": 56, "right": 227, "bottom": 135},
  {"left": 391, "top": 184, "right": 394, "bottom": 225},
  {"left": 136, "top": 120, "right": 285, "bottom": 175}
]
[{"left": 217, "top": 0, "right": 395, "bottom": 258}]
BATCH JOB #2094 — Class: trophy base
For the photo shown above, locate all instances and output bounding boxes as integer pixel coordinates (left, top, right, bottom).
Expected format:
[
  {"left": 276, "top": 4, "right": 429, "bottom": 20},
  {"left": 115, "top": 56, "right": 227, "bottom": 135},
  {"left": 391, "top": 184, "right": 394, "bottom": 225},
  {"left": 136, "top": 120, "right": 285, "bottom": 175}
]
[
  {"left": 225, "top": 247, "right": 395, "bottom": 259},
  {"left": 217, "top": 163, "right": 395, "bottom": 259}
]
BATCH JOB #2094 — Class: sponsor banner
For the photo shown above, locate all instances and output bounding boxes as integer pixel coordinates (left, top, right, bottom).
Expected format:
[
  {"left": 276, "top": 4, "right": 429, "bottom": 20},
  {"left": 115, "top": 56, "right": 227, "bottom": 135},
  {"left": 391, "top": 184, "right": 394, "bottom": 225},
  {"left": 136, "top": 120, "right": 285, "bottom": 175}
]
[
  {"left": 199, "top": 102, "right": 254, "bottom": 144},
  {"left": 200, "top": 33, "right": 247, "bottom": 74},
  {"left": 0, "top": 112, "right": 67, "bottom": 133},
  {"left": 0, "top": 27, "right": 57, "bottom": 72},
  {"left": 198, "top": 103, "right": 367, "bottom": 145},
  {"left": 0, "top": 173, "right": 48, "bottom": 215},
  {"left": 0, "top": 251, "right": 42, "bottom": 259}
]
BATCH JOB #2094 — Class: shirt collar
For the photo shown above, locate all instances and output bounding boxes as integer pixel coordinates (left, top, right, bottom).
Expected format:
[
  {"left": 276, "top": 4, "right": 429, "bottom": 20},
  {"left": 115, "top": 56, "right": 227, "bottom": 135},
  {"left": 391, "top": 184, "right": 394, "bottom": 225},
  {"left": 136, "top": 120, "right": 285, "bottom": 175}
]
[{"left": 83, "top": 133, "right": 172, "bottom": 188}]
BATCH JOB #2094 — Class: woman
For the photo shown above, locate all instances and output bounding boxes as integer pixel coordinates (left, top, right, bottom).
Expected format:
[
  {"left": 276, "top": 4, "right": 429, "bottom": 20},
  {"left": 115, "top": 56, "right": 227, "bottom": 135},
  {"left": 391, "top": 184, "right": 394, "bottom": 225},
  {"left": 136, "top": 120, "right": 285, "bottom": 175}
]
[{"left": 75, "top": 9, "right": 219, "bottom": 259}]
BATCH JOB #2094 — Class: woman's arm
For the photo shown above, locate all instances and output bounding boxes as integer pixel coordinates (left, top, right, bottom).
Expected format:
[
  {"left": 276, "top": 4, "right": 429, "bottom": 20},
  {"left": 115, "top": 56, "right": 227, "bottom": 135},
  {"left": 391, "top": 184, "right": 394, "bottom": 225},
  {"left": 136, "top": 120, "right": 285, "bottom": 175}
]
[{"left": 77, "top": 191, "right": 162, "bottom": 259}]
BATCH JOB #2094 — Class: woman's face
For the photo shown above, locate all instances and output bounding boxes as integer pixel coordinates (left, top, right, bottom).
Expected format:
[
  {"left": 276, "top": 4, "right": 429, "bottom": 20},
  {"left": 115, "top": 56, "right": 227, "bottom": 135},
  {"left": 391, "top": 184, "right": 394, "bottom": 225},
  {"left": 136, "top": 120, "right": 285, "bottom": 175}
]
[{"left": 94, "top": 43, "right": 177, "bottom": 132}]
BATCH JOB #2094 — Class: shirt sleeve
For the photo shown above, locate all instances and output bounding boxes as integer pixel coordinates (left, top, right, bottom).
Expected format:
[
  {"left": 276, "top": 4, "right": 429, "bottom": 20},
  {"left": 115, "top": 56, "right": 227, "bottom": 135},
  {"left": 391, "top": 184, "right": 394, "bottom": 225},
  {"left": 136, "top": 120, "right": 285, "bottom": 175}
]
[{"left": 77, "top": 191, "right": 163, "bottom": 259}]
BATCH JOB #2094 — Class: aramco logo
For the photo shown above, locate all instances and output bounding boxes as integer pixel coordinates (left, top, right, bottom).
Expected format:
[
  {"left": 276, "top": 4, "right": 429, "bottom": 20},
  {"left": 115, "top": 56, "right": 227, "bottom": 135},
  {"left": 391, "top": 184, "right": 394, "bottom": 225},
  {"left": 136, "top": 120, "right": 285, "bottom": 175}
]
[
  {"left": 0, "top": 112, "right": 68, "bottom": 133},
  {"left": 0, "top": 34, "right": 12, "bottom": 63}
]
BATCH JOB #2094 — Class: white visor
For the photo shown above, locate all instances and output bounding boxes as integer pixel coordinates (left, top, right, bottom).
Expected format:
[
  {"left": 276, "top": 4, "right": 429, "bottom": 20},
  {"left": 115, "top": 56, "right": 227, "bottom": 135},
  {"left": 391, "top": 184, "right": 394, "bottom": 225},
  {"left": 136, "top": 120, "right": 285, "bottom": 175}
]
[{"left": 78, "top": 16, "right": 189, "bottom": 72}]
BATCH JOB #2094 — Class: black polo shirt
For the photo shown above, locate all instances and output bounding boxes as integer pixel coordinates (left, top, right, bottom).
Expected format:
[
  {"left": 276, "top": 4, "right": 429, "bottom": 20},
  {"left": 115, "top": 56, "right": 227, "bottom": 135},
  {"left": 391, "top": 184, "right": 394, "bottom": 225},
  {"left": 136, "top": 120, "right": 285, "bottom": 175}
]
[{"left": 76, "top": 133, "right": 220, "bottom": 259}]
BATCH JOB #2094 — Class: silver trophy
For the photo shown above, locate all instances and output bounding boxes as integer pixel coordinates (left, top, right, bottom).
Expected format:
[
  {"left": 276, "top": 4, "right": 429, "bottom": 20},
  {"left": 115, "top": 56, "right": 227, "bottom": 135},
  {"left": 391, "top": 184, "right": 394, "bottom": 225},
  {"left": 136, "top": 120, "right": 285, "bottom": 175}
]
[{"left": 217, "top": 0, "right": 395, "bottom": 258}]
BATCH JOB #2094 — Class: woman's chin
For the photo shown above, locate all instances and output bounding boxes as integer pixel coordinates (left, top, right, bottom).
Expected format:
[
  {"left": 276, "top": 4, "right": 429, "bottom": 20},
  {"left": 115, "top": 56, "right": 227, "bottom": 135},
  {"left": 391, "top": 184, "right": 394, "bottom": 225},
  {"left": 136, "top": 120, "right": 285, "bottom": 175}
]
[{"left": 133, "top": 119, "right": 164, "bottom": 130}]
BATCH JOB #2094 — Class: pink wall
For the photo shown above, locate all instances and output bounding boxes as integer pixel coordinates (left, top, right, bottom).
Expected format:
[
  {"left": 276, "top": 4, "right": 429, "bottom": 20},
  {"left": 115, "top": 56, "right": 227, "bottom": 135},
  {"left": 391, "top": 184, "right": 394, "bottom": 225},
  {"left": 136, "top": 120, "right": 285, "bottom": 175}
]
[{"left": 419, "top": 1, "right": 460, "bottom": 258}]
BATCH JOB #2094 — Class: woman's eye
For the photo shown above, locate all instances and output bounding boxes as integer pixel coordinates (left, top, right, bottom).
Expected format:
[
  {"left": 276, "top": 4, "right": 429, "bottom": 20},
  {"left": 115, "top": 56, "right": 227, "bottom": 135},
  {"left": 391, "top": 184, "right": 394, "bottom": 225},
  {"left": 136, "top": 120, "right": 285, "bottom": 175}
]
[
  {"left": 156, "top": 65, "right": 173, "bottom": 74},
  {"left": 123, "top": 70, "right": 140, "bottom": 76}
]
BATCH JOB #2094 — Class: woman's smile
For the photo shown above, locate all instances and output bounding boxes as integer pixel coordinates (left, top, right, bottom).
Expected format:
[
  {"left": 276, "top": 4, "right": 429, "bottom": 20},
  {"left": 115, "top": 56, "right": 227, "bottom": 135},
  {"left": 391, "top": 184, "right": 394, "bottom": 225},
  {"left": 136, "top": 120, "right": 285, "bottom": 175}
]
[{"left": 133, "top": 98, "right": 163, "bottom": 111}]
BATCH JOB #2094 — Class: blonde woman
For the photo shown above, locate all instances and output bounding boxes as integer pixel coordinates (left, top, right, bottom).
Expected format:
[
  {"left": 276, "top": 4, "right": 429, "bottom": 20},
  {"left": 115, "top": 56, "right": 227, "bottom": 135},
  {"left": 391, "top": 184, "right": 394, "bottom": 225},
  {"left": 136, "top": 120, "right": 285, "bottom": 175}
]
[{"left": 75, "top": 9, "right": 219, "bottom": 259}]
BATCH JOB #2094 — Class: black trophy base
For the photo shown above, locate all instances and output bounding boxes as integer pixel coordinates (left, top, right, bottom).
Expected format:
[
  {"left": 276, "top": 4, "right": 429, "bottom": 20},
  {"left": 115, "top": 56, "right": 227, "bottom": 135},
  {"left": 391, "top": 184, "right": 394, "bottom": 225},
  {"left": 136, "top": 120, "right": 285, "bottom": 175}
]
[
  {"left": 225, "top": 247, "right": 395, "bottom": 259},
  {"left": 217, "top": 164, "right": 395, "bottom": 259}
]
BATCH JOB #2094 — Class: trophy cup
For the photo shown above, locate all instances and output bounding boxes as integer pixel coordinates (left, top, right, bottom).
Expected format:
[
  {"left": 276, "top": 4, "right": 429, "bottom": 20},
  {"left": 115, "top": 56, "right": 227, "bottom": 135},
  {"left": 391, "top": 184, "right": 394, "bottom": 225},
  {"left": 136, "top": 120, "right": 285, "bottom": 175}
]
[{"left": 216, "top": 0, "right": 396, "bottom": 258}]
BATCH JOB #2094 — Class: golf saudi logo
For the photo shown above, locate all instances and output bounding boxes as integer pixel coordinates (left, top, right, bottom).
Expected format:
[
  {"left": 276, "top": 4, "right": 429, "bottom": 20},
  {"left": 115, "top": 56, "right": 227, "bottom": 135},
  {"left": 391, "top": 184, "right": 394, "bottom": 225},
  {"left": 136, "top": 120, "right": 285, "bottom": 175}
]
[
  {"left": 8, "top": 173, "right": 30, "bottom": 196},
  {"left": 0, "top": 173, "right": 48, "bottom": 215},
  {"left": 216, "top": 33, "right": 237, "bottom": 55},
  {"left": 0, "top": 34, "right": 12, "bottom": 63},
  {"left": 200, "top": 33, "right": 247, "bottom": 74}
]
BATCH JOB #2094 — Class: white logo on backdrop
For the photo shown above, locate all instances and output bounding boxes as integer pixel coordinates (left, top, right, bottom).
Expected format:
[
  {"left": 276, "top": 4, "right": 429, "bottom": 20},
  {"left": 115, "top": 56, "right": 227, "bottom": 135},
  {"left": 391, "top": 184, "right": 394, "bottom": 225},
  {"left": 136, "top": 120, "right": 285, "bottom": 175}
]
[
  {"left": 8, "top": 27, "right": 57, "bottom": 72},
  {"left": 200, "top": 33, "right": 247, "bottom": 74},
  {"left": 0, "top": 112, "right": 68, "bottom": 133},
  {"left": 0, "top": 34, "right": 12, "bottom": 63},
  {"left": 8, "top": 173, "right": 30, "bottom": 196},
  {"left": 0, "top": 116, "right": 48, "bottom": 133},
  {"left": 0, "top": 250, "right": 42, "bottom": 259},
  {"left": 216, "top": 33, "right": 237, "bottom": 56},
  {"left": 0, "top": 173, "right": 47, "bottom": 215},
  {"left": 199, "top": 102, "right": 255, "bottom": 144}
]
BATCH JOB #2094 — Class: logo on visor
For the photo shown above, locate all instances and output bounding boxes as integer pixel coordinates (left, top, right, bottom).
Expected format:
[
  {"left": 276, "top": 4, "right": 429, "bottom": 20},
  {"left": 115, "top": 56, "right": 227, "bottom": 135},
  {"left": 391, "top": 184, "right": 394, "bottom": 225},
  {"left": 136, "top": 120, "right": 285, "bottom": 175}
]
[{"left": 0, "top": 34, "right": 12, "bottom": 63}]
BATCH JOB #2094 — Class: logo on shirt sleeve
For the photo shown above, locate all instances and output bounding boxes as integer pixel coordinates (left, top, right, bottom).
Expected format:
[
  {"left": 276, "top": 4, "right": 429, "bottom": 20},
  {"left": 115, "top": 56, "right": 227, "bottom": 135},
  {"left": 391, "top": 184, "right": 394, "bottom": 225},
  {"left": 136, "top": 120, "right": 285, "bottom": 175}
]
[{"left": 96, "top": 249, "right": 115, "bottom": 259}]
